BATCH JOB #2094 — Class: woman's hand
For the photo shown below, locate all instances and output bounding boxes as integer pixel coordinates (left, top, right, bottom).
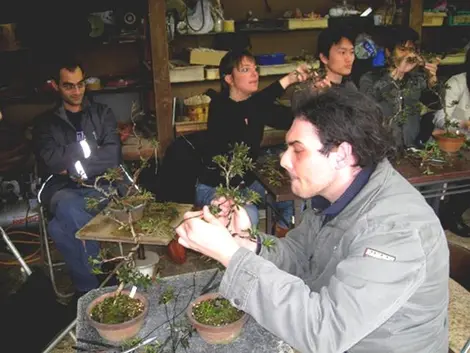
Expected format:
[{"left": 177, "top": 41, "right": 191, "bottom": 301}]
[{"left": 280, "top": 63, "right": 311, "bottom": 88}]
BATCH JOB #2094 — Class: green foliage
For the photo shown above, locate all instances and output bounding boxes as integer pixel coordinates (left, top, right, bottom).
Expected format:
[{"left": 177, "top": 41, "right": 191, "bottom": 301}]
[
  {"left": 159, "top": 286, "right": 175, "bottom": 305},
  {"left": 211, "top": 142, "right": 275, "bottom": 251},
  {"left": 213, "top": 142, "right": 254, "bottom": 183},
  {"left": 117, "top": 264, "right": 153, "bottom": 290},
  {"left": 259, "top": 155, "right": 289, "bottom": 187},
  {"left": 121, "top": 337, "right": 143, "bottom": 350},
  {"left": 136, "top": 202, "right": 180, "bottom": 237},
  {"left": 192, "top": 297, "right": 244, "bottom": 326}
]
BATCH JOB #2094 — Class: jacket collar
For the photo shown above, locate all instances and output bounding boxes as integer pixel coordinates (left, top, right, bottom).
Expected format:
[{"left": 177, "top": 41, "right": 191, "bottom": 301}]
[{"left": 53, "top": 96, "right": 91, "bottom": 121}]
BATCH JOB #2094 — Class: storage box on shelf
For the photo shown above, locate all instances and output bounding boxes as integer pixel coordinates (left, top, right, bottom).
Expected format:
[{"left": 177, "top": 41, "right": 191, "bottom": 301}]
[
  {"left": 169, "top": 64, "right": 205, "bottom": 83},
  {"left": 440, "top": 52, "right": 466, "bottom": 66},
  {"left": 423, "top": 11, "right": 447, "bottom": 27},
  {"left": 286, "top": 18, "right": 328, "bottom": 30},
  {"left": 189, "top": 48, "right": 228, "bottom": 66},
  {"left": 448, "top": 11, "right": 470, "bottom": 26}
]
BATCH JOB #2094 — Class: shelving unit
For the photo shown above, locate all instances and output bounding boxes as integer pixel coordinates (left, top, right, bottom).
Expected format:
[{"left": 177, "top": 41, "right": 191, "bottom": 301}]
[{"left": 0, "top": 0, "right": 467, "bottom": 156}]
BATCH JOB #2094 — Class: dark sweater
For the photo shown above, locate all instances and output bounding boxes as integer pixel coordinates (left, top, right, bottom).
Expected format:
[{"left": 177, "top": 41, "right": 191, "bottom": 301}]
[{"left": 199, "top": 81, "right": 292, "bottom": 187}]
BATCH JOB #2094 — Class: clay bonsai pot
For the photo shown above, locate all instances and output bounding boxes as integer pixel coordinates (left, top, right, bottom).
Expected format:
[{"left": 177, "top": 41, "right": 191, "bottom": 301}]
[
  {"left": 87, "top": 290, "right": 149, "bottom": 343},
  {"left": 186, "top": 292, "right": 248, "bottom": 344},
  {"left": 433, "top": 130, "right": 466, "bottom": 153},
  {"left": 108, "top": 202, "right": 146, "bottom": 223}
]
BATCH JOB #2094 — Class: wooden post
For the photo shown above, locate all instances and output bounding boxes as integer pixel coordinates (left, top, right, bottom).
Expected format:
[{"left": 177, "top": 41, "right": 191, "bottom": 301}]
[
  {"left": 409, "top": 0, "right": 424, "bottom": 38},
  {"left": 148, "top": 0, "right": 173, "bottom": 156}
]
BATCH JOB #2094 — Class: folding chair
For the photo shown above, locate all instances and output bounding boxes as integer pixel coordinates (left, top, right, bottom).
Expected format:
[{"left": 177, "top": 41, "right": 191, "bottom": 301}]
[{"left": 37, "top": 202, "right": 74, "bottom": 299}]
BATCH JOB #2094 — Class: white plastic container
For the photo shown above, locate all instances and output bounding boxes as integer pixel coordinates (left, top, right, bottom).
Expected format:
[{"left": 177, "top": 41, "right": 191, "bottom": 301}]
[{"left": 135, "top": 250, "right": 160, "bottom": 278}]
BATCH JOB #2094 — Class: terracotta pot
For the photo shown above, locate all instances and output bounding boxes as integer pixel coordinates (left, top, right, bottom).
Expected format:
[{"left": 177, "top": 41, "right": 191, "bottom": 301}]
[
  {"left": 168, "top": 238, "right": 187, "bottom": 264},
  {"left": 432, "top": 131, "right": 466, "bottom": 153},
  {"left": 186, "top": 292, "right": 248, "bottom": 344},
  {"left": 108, "top": 203, "right": 145, "bottom": 223},
  {"left": 87, "top": 290, "right": 149, "bottom": 343}
]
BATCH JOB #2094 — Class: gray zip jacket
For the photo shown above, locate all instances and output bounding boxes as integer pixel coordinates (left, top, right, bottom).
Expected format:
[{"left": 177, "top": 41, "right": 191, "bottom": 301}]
[{"left": 219, "top": 159, "right": 449, "bottom": 353}]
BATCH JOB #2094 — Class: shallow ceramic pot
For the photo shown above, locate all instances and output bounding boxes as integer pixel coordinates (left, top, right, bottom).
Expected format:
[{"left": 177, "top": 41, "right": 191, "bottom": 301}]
[
  {"left": 108, "top": 202, "right": 146, "bottom": 223},
  {"left": 186, "top": 292, "right": 248, "bottom": 344},
  {"left": 87, "top": 290, "right": 149, "bottom": 343}
]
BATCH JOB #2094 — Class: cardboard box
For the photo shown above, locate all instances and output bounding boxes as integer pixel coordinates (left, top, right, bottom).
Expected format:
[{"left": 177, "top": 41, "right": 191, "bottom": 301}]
[
  {"left": 169, "top": 65, "right": 205, "bottom": 83},
  {"left": 189, "top": 48, "right": 228, "bottom": 66}
]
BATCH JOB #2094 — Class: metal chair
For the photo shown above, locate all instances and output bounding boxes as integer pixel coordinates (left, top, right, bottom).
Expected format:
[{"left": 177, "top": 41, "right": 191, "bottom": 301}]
[{"left": 37, "top": 202, "right": 74, "bottom": 299}]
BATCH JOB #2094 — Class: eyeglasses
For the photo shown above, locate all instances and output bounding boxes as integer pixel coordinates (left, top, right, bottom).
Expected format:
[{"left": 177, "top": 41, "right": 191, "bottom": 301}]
[
  {"left": 237, "top": 66, "right": 260, "bottom": 74},
  {"left": 61, "top": 81, "right": 86, "bottom": 91}
]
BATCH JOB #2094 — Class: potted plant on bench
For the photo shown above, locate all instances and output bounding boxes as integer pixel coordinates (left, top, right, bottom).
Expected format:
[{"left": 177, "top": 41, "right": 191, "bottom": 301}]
[
  {"left": 184, "top": 143, "right": 276, "bottom": 344},
  {"left": 87, "top": 253, "right": 153, "bottom": 343}
]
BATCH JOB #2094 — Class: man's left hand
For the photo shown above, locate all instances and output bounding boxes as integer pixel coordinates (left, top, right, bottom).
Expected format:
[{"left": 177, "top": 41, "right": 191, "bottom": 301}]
[{"left": 176, "top": 206, "right": 241, "bottom": 267}]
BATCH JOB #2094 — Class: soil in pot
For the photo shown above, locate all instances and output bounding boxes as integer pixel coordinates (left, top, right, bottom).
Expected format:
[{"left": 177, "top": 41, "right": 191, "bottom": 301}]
[
  {"left": 432, "top": 131, "right": 466, "bottom": 153},
  {"left": 87, "top": 290, "right": 149, "bottom": 343},
  {"left": 187, "top": 293, "right": 248, "bottom": 344}
]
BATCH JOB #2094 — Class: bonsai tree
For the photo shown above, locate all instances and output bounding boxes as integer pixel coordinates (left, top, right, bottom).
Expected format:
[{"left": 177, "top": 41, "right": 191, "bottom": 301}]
[
  {"left": 86, "top": 247, "right": 154, "bottom": 343},
  {"left": 83, "top": 100, "right": 180, "bottom": 240},
  {"left": 206, "top": 142, "right": 275, "bottom": 249},
  {"left": 258, "top": 155, "right": 289, "bottom": 187},
  {"left": 182, "top": 143, "right": 278, "bottom": 344}
]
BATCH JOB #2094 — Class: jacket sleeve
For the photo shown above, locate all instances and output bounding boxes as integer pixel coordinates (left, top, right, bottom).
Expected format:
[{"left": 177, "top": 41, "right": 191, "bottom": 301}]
[
  {"left": 32, "top": 118, "right": 85, "bottom": 174},
  {"left": 78, "top": 106, "right": 121, "bottom": 178},
  {"left": 443, "top": 75, "right": 463, "bottom": 120},
  {"left": 219, "top": 221, "right": 426, "bottom": 353},
  {"left": 256, "top": 81, "right": 293, "bottom": 129},
  {"left": 253, "top": 80, "right": 286, "bottom": 103},
  {"left": 359, "top": 72, "right": 398, "bottom": 119}
]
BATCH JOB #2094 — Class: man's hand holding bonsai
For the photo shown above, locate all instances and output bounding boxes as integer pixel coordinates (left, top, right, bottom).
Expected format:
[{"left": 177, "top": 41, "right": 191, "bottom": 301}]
[{"left": 175, "top": 198, "right": 256, "bottom": 267}]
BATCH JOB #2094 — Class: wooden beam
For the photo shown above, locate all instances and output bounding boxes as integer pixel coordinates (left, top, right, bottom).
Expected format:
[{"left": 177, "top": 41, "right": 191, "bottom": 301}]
[
  {"left": 409, "top": 0, "right": 424, "bottom": 38},
  {"left": 148, "top": 0, "right": 173, "bottom": 156}
]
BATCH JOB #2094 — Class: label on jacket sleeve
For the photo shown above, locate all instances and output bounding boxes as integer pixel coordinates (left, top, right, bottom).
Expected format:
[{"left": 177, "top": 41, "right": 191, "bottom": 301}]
[{"left": 364, "top": 248, "right": 396, "bottom": 261}]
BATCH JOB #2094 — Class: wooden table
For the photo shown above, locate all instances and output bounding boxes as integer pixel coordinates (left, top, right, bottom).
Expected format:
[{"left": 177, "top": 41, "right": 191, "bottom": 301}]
[
  {"left": 76, "top": 203, "right": 193, "bottom": 246},
  {"left": 256, "top": 153, "right": 470, "bottom": 234}
]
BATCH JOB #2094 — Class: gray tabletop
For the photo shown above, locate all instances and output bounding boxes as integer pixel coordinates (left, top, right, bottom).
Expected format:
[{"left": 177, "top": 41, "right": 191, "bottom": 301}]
[{"left": 76, "top": 268, "right": 294, "bottom": 352}]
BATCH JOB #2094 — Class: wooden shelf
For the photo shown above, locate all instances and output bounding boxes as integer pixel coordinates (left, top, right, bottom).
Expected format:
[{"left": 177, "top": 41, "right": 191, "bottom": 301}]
[
  {"left": 174, "top": 122, "right": 286, "bottom": 147},
  {"left": 87, "top": 83, "right": 152, "bottom": 95}
]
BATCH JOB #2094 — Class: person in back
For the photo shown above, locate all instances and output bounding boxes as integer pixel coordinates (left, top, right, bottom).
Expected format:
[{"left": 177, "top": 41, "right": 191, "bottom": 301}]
[
  {"left": 33, "top": 58, "right": 121, "bottom": 296},
  {"left": 437, "top": 48, "right": 470, "bottom": 237},
  {"left": 196, "top": 50, "right": 309, "bottom": 236},
  {"left": 359, "top": 26, "right": 440, "bottom": 149}
]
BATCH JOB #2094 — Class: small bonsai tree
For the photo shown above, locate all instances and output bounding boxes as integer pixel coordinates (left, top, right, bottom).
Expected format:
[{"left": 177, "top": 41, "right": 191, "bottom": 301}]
[
  {"left": 206, "top": 142, "right": 275, "bottom": 250},
  {"left": 89, "top": 252, "right": 153, "bottom": 325},
  {"left": 258, "top": 155, "right": 289, "bottom": 187}
]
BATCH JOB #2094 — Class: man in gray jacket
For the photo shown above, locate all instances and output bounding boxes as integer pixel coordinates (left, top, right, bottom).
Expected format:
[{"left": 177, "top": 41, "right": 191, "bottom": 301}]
[{"left": 176, "top": 86, "right": 449, "bottom": 353}]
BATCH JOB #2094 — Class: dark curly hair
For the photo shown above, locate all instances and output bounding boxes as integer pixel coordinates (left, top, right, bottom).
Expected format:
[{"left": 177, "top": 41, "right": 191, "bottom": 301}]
[{"left": 292, "top": 86, "right": 397, "bottom": 167}]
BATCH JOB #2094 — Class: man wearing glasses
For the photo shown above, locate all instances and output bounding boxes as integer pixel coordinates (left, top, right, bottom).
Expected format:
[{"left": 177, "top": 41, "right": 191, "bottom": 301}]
[{"left": 32, "top": 58, "right": 121, "bottom": 297}]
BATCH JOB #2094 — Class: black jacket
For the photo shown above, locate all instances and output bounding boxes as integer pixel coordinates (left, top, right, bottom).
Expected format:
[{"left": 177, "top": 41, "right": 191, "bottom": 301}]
[
  {"left": 199, "top": 81, "right": 292, "bottom": 187},
  {"left": 32, "top": 99, "right": 121, "bottom": 206}
]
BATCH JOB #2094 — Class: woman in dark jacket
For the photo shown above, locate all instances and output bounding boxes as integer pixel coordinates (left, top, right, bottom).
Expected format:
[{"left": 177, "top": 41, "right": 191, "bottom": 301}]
[{"left": 196, "top": 50, "right": 309, "bottom": 234}]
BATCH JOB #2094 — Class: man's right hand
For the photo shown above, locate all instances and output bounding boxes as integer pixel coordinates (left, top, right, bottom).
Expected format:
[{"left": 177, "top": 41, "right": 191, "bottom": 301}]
[
  {"left": 59, "top": 170, "right": 68, "bottom": 175},
  {"left": 391, "top": 53, "right": 418, "bottom": 81},
  {"left": 211, "top": 196, "right": 252, "bottom": 236}
]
